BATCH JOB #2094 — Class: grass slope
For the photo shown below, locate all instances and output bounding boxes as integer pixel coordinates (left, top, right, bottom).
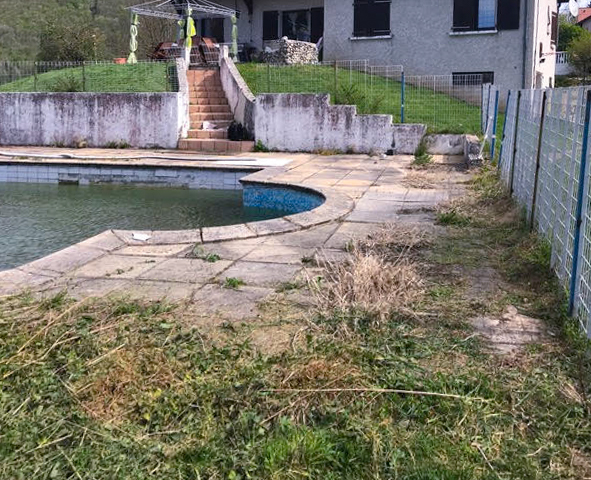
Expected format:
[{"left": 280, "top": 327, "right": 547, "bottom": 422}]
[
  {"left": 237, "top": 63, "right": 482, "bottom": 134},
  {"left": 0, "top": 169, "right": 590, "bottom": 478},
  {"left": 0, "top": 62, "right": 174, "bottom": 93}
]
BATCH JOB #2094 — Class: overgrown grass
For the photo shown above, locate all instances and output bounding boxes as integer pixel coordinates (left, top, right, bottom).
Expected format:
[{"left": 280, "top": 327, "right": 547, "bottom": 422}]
[
  {"left": 237, "top": 63, "right": 482, "bottom": 134},
  {"left": 0, "top": 62, "right": 175, "bottom": 93},
  {"left": 1, "top": 168, "right": 590, "bottom": 478}
]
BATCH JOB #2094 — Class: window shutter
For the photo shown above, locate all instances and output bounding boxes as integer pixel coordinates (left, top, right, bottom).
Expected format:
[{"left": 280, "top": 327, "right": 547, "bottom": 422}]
[
  {"left": 263, "top": 11, "right": 279, "bottom": 41},
  {"left": 497, "top": 0, "right": 521, "bottom": 30},
  {"left": 453, "top": 0, "right": 478, "bottom": 31},
  {"left": 353, "top": 0, "right": 370, "bottom": 37},
  {"left": 551, "top": 12, "right": 558, "bottom": 44},
  {"left": 372, "top": 0, "right": 391, "bottom": 36}
]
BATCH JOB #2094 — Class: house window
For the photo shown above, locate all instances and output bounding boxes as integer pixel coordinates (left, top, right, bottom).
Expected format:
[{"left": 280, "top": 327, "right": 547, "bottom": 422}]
[
  {"left": 454, "top": 0, "right": 521, "bottom": 32},
  {"left": 478, "top": 0, "right": 496, "bottom": 29},
  {"left": 497, "top": 0, "right": 520, "bottom": 30},
  {"left": 353, "top": 0, "right": 391, "bottom": 37},
  {"left": 263, "top": 8, "right": 324, "bottom": 43},
  {"left": 453, "top": 71, "right": 494, "bottom": 86},
  {"left": 263, "top": 11, "right": 279, "bottom": 41},
  {"left": 282, "top": 10, "right": 310, "bottom": 42}
]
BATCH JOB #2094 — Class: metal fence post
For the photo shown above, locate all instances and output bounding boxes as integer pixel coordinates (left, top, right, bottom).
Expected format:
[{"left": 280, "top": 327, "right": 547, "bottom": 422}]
[
  {"left": 568, "top": 90, "right": 591, "bottom": 316},
  {"left": 530, "top": 90, "right": 548, "bottom": 227},
  {"left": 333, "top": 62, "right": 337, "bottom": 97},
  {"left": 33, "top": 62, "right": 38, "bottom": 91},
  {"left": 266, "top": 63, "right": 271, "bottom": 92},
  {"left": 489, "top": 89, "right": 500, "bottom": 160},
  {"left": 498, "top": 90, "right": 511, "bottom": 168},
  {"left": 484, "top": 85, "right": 491, "bottom": 134},
  {"left": 401, "top": 71, "right": 406, "bottom": 123},
  {"left": 82, "top": 62, "right": 86, "bottom": 92},
  {"left": 509, "top": 90, "right": 522, "bottom": 195},
  {"left": 480, "top": 83, "right": 484, "bottom": 133}
]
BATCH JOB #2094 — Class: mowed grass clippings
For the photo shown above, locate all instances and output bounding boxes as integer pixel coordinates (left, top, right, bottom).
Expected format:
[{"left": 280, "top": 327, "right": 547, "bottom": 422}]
[{"left": 1, "top": 168, "right": 590, "bottom": 478}]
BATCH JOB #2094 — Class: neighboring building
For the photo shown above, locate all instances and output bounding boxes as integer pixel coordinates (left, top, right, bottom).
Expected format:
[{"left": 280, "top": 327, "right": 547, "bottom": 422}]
[
  {"left": 207, "top": 0, "right": 560, "bottom": 89},
  {"left": 577, "top": 7, "right": 591, "bottom": 31}
]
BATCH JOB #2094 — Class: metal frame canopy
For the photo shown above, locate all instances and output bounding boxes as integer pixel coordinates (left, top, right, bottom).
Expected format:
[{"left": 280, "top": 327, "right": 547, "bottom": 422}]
[{"left": 127, "top": 0, "right": 237, "bottom": 20}]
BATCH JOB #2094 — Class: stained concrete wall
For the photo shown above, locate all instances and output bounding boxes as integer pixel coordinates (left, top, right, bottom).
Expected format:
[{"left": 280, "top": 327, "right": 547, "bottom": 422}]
[
  {"left": 0, "top": 92, "right": 187, "bottom": 149},
  {"left": 255, "top": 93, "right": 402, "bottom": 154},
  {"left": 220, "top": 54, "right": 256, "bottom": 137}
]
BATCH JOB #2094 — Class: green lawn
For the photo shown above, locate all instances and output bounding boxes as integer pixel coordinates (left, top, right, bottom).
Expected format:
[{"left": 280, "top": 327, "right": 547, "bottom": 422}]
[
  {"left": 0, "top": 62, "right": 176, "bottom": 93},
  {"left": 237, "top": 63, "right": 482, "bottom": 134}
]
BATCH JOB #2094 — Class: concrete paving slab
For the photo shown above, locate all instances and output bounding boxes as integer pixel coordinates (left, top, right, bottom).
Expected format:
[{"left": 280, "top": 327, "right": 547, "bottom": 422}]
[
  {"left": 139, "top": 258, "right": 232, "bottom": 284},
  {"left": 117, "top": 280, "right": 196, "bottom": 302},
  {"left": 117, "top": 244, "right": 192, "bottom": 257},
  {"left": 242, "top": 244, "right": 313, "bottom": 265},
  {"left": 19, "top": 245, "right": 108, "bottom": 275},
  {"left": 71, "top": 255, "right": 164, "bottom": 279},
  {"left": 193, "top": 241, "right": 260, "bottom": 261},
  {"left": 264, "top": 223, "right": 339, "bottom": 248},
  {"left": 202, "top": 224, "right": 256, "bottom": 242},
  {"left": 324, "top": 222, "right": 383, "bottom": 249},
  {"left": 77, "top": 231, "right": 126, "bottom": 252},
  {"left": 191, "top": 284, "right": 274, "bottom": 321},
  {"left": 220, "top": 261, "right": 301, "bottom": 287},
  {"left": 38, "top": 278, "right": 129, "bottom": 300}
]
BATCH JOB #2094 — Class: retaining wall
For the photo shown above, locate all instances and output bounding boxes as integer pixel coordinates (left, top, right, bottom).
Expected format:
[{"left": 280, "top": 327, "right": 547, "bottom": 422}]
[
  {"left": 255, "top": 93, "right": 395, "bottom": 154},
  {"left": 220, "top": 55, "right": 256, "bottom": 137},
  {"left": 0, "top": 59, "right": 190, "bottom": 149}
]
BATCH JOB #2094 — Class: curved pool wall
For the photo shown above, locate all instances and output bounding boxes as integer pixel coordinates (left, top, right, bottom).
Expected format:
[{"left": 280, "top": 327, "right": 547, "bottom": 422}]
[
  {"left": 243, "top": 183, "right": 325, "bottom": 214},
  {"left": 0, "top": 160, "right": 326, "bottom": 217}
]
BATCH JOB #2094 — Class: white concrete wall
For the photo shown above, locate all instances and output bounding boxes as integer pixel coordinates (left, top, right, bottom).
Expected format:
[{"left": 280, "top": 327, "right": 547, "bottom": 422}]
[
  {"left": 524, "top": 0, "right": 558, "bottom": 88},
  {"left": 0, "top": 92, "right": 185, "bottom": 149},
  {"left": 254, "top": 93, "right": 395, "bottom": 153},
  {"left": 220, "top": 54, "right": 256, "bottom": 136}
]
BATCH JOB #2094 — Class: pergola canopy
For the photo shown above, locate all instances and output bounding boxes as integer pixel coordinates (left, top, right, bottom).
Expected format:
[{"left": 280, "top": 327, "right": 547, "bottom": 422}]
[{"left": 127, "top": 0, "right": 238, "bottom": 21}]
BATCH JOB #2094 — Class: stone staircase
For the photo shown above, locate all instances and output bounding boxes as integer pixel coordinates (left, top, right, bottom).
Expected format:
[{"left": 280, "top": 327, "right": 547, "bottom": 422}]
[{"left": 178, "top": 68, "right": 254, "bottom": 153}]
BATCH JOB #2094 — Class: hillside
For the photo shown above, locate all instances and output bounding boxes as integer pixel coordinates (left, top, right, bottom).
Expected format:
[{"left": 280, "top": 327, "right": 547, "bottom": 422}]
[{"left": 0, "top": 0, "right": 169, "bottom": 61}]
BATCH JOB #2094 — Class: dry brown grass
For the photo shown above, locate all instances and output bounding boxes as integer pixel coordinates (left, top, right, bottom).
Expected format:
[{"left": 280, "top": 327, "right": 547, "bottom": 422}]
[
  {"left": 402, "top": 171, "right": 438, "bottom": 189},
  {"left": 308, "top": 225, "right": 427, "bottom": 332}
]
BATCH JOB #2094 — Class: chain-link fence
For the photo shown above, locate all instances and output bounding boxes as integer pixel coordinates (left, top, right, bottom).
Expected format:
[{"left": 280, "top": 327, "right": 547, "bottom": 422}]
[
  {"left": 0, "top": 60, "right": 179, "bottom": 93},
  {"left": 499, "top": 85, "right": 591, "bottom": 337},
  {"left": 236, "top": 62, "right": 483, "bottom": 134}
]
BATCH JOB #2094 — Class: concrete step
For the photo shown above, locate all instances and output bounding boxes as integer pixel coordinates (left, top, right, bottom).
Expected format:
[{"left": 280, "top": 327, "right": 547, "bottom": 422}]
[
  {"left": 190, "top": 91, "right": 227, "bottom": 99},
  {"left": 191, "top": 112, "right": 234, "bottom": 122},
  {"left": 191, "top": 120, "right": 232, "bottom": 130},
  {"left": 178, "top": 138, "right": 254, "bottom": 153},
  {"left": 188, "top": 129, "right": 228, "bottom": 139},
  {"left": 189, "top": 83, "right": 223, "bottom": 91},
  {"left": 190, "top": 97, "right": 229, "bottom": 106},
  {"left": 190, "top": 104, "right": 232, "bottom": 114},
  {"left": 189, "top": 97, "right": 228, "bottom": 105}
]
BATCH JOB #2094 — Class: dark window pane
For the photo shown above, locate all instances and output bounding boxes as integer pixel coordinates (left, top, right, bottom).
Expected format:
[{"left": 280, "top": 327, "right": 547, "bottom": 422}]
[
  {"left": 453, "top": 0, "right": 478, "bottom": 31},
  {"left": 353, "top": 0, "right": 391, "bottom": 37},
  {"left": 497, "top": 0, "right": 521, "bottom": 30},
  {"left": 282, "top": 10, "right": 310, "bottom": 41},
  {"left": 263, "top": 11, "right": 279, "bottom": 41},
  {"left": 311, "top": 7, "right": 324, "bottom": 43}
]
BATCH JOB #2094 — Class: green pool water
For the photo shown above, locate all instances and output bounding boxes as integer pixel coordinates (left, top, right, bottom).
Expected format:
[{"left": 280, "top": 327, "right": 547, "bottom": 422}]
[{"left": 0, "top": 183, "right": 287, "bottom": 271}]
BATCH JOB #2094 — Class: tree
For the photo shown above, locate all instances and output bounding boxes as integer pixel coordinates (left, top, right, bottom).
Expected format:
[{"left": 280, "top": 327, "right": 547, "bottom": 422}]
[
  {"left": 568, "top": 30, "right": 591, "bottom": 81},
  {"left": 558, "top": 15, "right": 586, "bottom": 51},
  {"left": 37, "top": 18, "right": 106, "bottom": 61}
]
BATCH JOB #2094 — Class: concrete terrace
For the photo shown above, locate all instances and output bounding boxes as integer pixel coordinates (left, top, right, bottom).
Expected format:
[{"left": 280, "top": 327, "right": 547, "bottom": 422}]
[{"left": 0, "top": 149, "right": 469, "bottom": 320}]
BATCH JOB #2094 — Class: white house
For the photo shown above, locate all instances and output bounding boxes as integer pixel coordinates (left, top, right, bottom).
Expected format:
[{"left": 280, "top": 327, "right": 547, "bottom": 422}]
[{"left": 204, "top": 0, "right": 560, "bottom": 90}]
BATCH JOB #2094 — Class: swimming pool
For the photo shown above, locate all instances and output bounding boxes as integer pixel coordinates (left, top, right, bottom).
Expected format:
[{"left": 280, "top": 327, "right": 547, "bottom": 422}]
[{"left": 0, "top": 183, "right": 289, "bottom": 271}]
